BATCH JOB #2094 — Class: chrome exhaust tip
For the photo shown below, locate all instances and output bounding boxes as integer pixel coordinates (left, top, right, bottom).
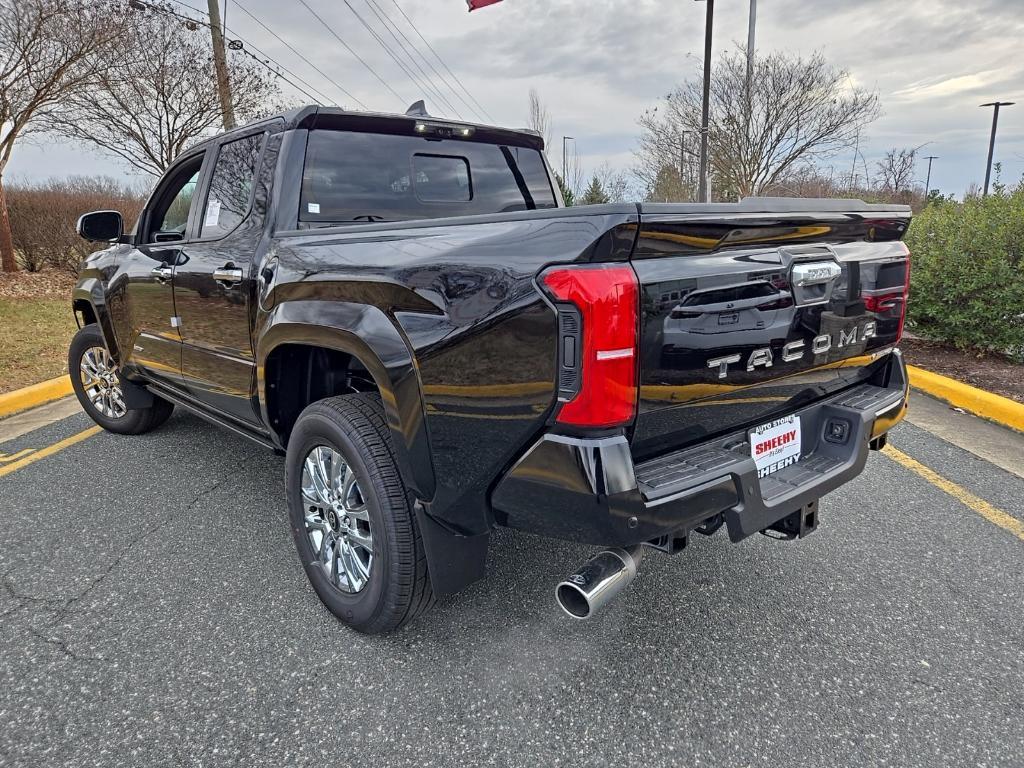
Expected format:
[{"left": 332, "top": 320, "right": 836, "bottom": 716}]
[{"left": 555, "top": 546, "right": 643, "bottom": 619}]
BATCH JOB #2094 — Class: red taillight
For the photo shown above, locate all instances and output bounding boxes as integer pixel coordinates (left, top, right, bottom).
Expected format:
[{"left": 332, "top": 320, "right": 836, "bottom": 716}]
[
  {"left": 755, "top": 296, "right": 794, "bottom": 311},
  {"left": 899, "top": 248, "right": 911, "bottom": 341},
  {"left": 542, "top": 265, "right": 639, "bottom": 428},
  {"left": 863, "top": 292, "right": 903, "bottom": 313},
  {"left": 864, "top": 247, "right": 910, "bottom": 341}
]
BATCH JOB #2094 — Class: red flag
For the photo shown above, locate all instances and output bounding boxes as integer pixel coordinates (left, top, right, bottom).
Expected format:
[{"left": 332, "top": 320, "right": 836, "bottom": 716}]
[{"left": 467, "top": 0, "right": 503, "bottom": 10}]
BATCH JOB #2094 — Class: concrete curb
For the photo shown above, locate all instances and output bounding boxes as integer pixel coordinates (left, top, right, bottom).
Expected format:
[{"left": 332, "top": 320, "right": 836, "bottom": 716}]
[
  {"left": 908, "top": 365, "right": 1024, "bottom": 434},
  {"left": 0, "top": 376, "right": 74, "bottom": 419}
]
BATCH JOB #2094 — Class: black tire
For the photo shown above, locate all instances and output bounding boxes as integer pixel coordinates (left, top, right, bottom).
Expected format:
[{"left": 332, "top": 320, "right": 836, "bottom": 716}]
[
  {"left": 69, "top": 323, "right": 174, "bottom": 435},
  {"left": 285, "top": 393, "right": 434, "bottom": 634}
]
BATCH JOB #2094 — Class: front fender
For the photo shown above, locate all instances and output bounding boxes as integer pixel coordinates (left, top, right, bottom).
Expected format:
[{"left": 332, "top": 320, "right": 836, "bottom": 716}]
[
  {"left": 256, "top": 300, "right": 436, "bottom": 501},
  {"left": 72, "top": 277, "right": 121, "bottom": 364}
]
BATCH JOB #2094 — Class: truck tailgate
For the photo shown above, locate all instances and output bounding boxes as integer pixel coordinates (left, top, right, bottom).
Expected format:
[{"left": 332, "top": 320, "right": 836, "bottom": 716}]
[{"left": 630, "top": 201, "right": 911, "bottom": 461}]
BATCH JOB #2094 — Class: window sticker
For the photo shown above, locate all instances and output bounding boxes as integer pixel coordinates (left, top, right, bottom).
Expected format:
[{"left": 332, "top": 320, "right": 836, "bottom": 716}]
[
  {"left": 204, "top": 198, "right": 221, "bottom": 227},
  {"left": 307, "top": 202, "right": 320, "bottom": 214}
]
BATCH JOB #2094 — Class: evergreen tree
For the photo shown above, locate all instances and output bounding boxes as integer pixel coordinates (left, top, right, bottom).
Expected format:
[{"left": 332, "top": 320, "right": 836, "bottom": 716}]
[
  {"left": 554, "top": 173, "right": 575, "bottom": 207},
  {"left": 579, "top": 174, "right": 610, "bottom": 205}
]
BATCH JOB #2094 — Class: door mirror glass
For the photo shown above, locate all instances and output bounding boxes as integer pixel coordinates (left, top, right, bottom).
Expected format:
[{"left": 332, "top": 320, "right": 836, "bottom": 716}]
[{"left": 77, "top": 210, "right": 123, "bottom": 242}]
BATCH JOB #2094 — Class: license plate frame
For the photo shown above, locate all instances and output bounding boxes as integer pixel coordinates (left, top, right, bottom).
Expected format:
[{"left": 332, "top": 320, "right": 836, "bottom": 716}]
[{"left": 749, "top": 414, "right": 802, "bottom": 478}]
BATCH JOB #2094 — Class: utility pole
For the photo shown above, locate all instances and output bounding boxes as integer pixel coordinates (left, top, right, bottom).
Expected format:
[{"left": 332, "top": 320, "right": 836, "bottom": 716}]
[
  {"left": 207, "top": 0, "right": 236, "bottom": 129},
  {"left": 923, "top": 155, "right": 938, "bottom": 198},
  {"left": 980, "top": 101, "right": 1013, "bottom": 196},
  {"left": 695, "top": 0, "right": 714, "bottom": 202}
]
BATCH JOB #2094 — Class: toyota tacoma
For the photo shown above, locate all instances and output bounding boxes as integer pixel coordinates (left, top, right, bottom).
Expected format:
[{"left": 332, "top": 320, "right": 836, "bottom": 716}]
[{"left": 70, "top": 105, "right": 912, "bottom": 633}]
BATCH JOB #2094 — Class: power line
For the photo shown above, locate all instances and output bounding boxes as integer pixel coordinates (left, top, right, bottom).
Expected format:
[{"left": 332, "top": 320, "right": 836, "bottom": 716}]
[
  {"left": 231, "top": 0, "right": 368, "bottom": 109},
  {"left": 156, "top": 0, "right": 335, "bottom": 105},
  {"left": 365, "top": 0, "right": 483, "bottom": 122},
  {"left": 236, "top": 36, "right": 332, "bottom": 106},
  {"left": 357, "top": 0, "right": 463, "bottom": 118},
  {"left": 386, "top": 0, "right": 495, "bottom": 123},
  {"left": 295, "top": 0, "right": 407, "bottom": 108}
]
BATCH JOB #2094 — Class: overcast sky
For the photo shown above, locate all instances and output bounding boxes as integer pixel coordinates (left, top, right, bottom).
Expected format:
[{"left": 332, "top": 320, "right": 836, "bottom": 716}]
[{"left": 8, "top": 0, "right": 1024, "bottom": 197}]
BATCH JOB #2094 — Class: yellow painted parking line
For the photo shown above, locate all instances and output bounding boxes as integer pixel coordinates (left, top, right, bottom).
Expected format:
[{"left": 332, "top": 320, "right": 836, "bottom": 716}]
[
  {"left": 0, "top": 426, "right": 101, "bottom": 479},
  {"left": 0, "top": 449, "right": 36, "bottom": 463},
  {"left": 882, "top": 445, "right": 1024, "bottom": 542}
]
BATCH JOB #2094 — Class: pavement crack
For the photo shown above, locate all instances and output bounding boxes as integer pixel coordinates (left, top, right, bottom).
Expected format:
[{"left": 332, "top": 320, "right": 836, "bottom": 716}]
[
  {"left": 911, "top": 676, "right": 945, "bottom": 694},
  {"left": 50, "top": 457, "right": 256, "bottom": 626},
  {"left": 27, "top": 627, "right": 106, "bottom": 664},
  {"left": 0, "top": 569, "right": 63, "bottom": 620}
]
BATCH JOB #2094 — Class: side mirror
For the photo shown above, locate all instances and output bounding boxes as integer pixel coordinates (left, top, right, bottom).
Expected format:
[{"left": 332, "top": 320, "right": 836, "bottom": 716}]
[{"left": 76, "top": 210, "right": 123, "bottom": 243}]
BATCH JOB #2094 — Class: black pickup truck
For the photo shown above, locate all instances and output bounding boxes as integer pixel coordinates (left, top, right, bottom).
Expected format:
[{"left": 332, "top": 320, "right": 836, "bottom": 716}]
[{"left": 71, "top": 106, "right": 911, "bottom": 633}]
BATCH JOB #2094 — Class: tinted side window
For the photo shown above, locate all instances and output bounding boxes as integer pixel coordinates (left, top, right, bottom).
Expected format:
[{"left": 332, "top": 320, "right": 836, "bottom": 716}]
[
  {"left": 145, "top": 153, "right": 204, "bottom": 243},
  {"left": 300, "top": 130, "right": 556, "bottom": 225},
  {"left": 156, "top": 171, "right": 199, "bottom": 235},
  {"left": 201, "top": 133, "right": 264, "bottom": 238}
]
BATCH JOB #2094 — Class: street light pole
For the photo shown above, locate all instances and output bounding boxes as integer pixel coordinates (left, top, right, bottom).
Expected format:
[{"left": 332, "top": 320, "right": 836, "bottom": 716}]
[
  {"left": 923, "top": 155, "right": 938, "bottom": 198},
  {"left": 980, "top": 101, "right": 1013, "bottom": 196},
  {"left": 746, "top": 0, "right": 756, "bottom": 98},
  {"left": 696, "top": 0, "right": 714, "bottom": 202},
  {"left": 562, "top": 135, "right": 575, "bottom": 186}
]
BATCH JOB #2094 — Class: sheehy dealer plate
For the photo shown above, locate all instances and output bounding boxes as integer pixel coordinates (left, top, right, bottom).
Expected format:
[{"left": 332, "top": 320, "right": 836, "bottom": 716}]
[{"left": 750, "top": 415, "right": 801, "bottom": 478}]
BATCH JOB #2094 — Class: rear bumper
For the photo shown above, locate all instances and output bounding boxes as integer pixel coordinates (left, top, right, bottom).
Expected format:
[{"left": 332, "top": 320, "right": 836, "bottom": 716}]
[{"left": 491, "top": 349, "right": 909, "bottom": 547}]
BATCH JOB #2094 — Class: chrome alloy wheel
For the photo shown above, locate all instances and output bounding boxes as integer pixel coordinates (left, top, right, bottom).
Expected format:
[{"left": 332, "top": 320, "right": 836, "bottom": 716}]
[
  {"left": 301, "top": 445, "right": 374, "bottom": 593},
  {"left": 80, "top": 346, "right": 127, "bottom": 419}
]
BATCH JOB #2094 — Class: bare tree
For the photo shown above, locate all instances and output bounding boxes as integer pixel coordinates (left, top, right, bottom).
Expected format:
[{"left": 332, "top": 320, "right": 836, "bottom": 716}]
[
  {"left": 44, "top": 3, "right": 279, "bottom": 177},
  {"left": 527, "top": 87, "right": 552, "bottom": 151},
  {"left": 874, "top": 147, "right": 918, "bottom": 196},
  {"left": 635, "top": 48, "right": 880, "bottom": 201},
  {"left": 594, "top": 162, "right": 634, "bottom": 203},
  {"left": 644, "top": 165, "right": 688, "bottom": 203},
  {"left": 564, "top": 144, "right": 583, "bottom": 199},
  {"left": 0, "top": 0, "right": 126, "bottom": 271}
]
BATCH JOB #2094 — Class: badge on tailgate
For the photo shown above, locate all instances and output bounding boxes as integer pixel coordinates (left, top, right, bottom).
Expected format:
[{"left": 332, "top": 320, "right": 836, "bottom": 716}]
[{"left": 750, "top": 415, "right": 801, "bottom": 478}]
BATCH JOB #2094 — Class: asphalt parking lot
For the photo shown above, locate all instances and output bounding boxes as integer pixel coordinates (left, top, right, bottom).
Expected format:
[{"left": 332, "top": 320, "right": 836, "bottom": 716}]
[{"left": 2, "top": 393, "right": 1023, "bottom": 767}]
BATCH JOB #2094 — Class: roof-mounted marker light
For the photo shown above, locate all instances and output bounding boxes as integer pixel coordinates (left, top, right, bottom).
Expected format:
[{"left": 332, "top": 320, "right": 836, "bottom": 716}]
[{"left": 413, "top": 121, "right": 475, "bottom": 138}]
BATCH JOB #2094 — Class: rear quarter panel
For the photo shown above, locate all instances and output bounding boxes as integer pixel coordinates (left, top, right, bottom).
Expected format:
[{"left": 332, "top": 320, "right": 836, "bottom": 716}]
[{"left": 260, "top": 207, "right": 638, "bottom": 535}]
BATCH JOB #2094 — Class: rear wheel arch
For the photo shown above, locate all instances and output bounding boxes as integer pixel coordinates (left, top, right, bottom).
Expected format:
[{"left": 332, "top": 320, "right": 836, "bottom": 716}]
[{"left": 258, "top": 321, "right": 435, "bottom": 501}]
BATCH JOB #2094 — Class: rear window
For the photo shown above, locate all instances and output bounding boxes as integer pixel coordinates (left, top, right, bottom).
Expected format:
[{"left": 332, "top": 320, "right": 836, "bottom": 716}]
[{"left": 299, "top": 130, "right": 556, "bottom": 225}]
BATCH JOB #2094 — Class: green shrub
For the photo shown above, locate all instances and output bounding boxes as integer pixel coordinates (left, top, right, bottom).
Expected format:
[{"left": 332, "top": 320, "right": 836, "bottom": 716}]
[{"left": 904, "top": 179, "right": 1024, "bottom": 361}]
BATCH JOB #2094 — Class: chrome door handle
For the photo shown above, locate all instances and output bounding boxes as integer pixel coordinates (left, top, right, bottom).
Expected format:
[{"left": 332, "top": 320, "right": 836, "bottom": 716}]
[
  {"left": 213, "top": 267, "right": 243, "bottom": 285},
  {"left": 151, "top": 265, "right": 173, "bottom": 281}
]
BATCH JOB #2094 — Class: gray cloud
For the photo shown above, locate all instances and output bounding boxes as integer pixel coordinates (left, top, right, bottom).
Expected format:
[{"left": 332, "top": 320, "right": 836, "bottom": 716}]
[{"left": 8, "top": 0, "right": 1023, "bottom": 196}]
